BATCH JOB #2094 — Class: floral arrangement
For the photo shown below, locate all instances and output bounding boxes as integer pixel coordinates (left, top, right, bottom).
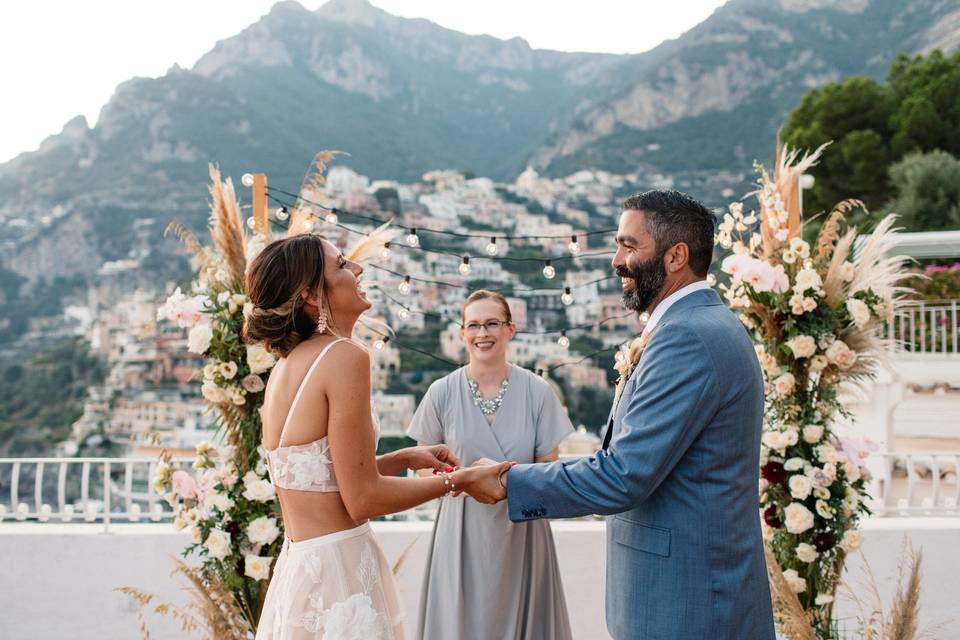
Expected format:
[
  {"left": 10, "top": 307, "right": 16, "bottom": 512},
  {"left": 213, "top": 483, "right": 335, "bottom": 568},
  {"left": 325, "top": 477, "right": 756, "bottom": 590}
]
[
  {"left": 129, "top": 154, "right": 398, "bottom": 638},
  {"left": 716, "top": 143, "right": 909, "bottom": 638}
]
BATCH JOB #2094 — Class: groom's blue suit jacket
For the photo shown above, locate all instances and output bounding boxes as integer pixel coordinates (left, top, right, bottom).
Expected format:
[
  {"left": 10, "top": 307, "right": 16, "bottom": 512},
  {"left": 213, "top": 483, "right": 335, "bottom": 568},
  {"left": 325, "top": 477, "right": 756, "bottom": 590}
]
[{"left": 508, "top": 289, "right": 775, "bottom": 640}]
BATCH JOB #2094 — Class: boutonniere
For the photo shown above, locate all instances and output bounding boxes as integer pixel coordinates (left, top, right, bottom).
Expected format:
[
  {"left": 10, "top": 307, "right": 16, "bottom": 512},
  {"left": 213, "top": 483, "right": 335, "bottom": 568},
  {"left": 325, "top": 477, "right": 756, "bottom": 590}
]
[{"left": 613, "top": 334, "right": 651, "bottom": 385}]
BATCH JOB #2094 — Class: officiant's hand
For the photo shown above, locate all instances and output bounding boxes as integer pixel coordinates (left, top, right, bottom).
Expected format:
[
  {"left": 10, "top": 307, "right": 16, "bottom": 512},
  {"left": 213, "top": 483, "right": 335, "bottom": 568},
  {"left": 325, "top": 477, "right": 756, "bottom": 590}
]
[
  {"left": 401, "top": 445, "right": 461, "bottom": 472},
  {"left": 454, "top": 460, "right": 514, "bottom": 504}
]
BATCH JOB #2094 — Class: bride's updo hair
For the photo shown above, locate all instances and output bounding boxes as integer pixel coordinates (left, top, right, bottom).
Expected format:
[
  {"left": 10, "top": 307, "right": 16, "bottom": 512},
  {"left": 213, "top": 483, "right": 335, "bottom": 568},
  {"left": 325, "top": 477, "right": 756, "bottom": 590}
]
[{"left": 243, "top": 234, "right": 328, "bottom": 358}]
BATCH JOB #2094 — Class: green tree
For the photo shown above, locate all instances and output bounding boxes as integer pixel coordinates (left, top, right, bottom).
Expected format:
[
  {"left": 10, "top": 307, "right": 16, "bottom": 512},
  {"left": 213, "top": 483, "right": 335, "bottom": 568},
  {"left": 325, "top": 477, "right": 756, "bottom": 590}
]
[
  {"left": 883, "top": 150, "right": 960, "bottom": 231},
  {"left": 782, "top": 49, "right": 960, "bottom": 228}
]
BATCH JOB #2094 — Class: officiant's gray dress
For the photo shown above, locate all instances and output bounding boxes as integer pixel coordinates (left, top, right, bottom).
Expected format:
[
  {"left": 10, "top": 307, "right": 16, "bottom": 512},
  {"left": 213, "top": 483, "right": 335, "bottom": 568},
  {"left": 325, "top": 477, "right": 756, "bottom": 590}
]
[{"left": 407, "top": 365, "right": 574, "bottom": 640}]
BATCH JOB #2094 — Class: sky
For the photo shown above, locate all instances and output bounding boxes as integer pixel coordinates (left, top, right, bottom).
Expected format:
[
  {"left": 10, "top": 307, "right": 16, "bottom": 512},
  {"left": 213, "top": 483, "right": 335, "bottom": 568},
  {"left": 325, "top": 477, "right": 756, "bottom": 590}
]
[{"left": 0, "top": 0, "right": 725, "bottom": 163}]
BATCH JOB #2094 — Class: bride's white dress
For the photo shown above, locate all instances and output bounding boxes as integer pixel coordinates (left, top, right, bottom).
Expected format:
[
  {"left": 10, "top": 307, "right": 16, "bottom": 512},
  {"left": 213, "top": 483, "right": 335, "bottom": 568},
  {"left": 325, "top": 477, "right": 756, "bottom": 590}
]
[{"left": 256, "top": 339, "right": 405, "bottom": 639}]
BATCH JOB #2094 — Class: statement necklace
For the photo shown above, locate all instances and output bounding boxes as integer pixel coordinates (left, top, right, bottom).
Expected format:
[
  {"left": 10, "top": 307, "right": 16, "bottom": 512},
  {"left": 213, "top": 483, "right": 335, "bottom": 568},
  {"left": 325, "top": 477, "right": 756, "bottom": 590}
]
[{"left": 467, "top": 376, "right": 509, "bottom": 416}]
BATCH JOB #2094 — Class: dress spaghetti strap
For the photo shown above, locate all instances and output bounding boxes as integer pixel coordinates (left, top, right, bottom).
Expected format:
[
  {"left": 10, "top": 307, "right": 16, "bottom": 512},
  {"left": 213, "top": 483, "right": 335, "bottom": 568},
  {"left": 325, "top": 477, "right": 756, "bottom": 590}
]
[{"left": 277, "top": 337, "right": 349, "bottom": 447}]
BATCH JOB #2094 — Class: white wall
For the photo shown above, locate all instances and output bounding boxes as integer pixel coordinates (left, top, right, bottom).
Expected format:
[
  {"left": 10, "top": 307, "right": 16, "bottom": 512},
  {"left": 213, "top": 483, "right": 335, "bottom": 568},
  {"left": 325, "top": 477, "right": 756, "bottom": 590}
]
[{"left": 1, "top": 519, "right": 957, "bottom": 639}]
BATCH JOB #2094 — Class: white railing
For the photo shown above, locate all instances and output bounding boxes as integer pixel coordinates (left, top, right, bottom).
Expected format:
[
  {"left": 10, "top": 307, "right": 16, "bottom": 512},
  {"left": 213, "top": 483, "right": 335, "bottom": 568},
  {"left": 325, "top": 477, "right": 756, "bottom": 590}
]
[
  {"left": 0, "top": 457, "right": 189, "bottom": 532},
  {"left": 873, "top": 452, "right": 960, "bottom": 516},
  {"left": 890, "top": 300, "right": 960, "bottom": 356}
]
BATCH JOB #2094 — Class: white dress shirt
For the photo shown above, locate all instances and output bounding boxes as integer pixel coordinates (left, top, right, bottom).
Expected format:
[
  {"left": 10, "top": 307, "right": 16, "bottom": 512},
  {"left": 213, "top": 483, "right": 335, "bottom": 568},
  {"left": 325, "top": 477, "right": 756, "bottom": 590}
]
[{"left": 641, "top": 280, "right": 712, "bottom": 337}]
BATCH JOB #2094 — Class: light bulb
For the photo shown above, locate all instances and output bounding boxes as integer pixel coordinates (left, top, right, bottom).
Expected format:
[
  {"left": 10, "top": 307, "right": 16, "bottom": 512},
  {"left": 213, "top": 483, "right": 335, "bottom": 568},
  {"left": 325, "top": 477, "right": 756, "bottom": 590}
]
[
  {"left": 406, "top": 229, "right": 419, "bottom": 247},
  {"left": 398, "top": 308, "right": 410, "bottom": 320},
  {"left": 241, "top": 173, "right": 254, "bottom": 188},
  {"left": 558, "top": 331, "right": 570, "bottom": 348},
  {"left": 485, "top": 238, "right": 499, "bottom": 256},
  {"left": 275, "top": 206, "right": 289, "bottom": 221},
  {"left": 305, "top": 220, "right": 315, "bottom": 232},
  {"left": 246, "top": 216, "right": 257, "bottom": 230},
  {"left": 706, "top": 273, "right": 717, "bottom": 286},
  {"left": 803, "top": 259, "right": 814, "bottom": 269},
  {"left": 325, "top": 211, "right": 338, "bottom": 225},
  {"left": 561, "top": 287, "right": 574, "bottom": 306},
  {"left": 640, "top": 312, "right": 651, "bottom": 324},
  {"left": 614, "top": 350, "right": 625, "bottom": 363},
  {"left": 542, "top": 260, "right": 556, "bottom": 279},
  {"left": 459, "top": 257, "right": 472, "bottom": 276},
  {"left": 568, "top": 235, "right": 581, "bottom": 255},
  {"left": 720, "top": 238, "right": 733, "bottom": 249},
  {"left": 374, "top": 337, "right": 389, "bottom": 350},
  {"left": 398, "top": 276, "right": 411, "bottom": 295},
  {"left": 380, "top": 243, "right": 392, "bottom": 259}
]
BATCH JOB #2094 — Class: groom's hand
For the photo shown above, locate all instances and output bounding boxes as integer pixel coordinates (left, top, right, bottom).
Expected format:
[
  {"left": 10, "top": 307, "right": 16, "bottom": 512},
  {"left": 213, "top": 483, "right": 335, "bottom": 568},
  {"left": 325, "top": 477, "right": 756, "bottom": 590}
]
[
  {"left": 402, "top": 444, "right": 461, "bottom": 472},
  {"left": 454, "top": 461, "right": 513, "bottom": 504}
]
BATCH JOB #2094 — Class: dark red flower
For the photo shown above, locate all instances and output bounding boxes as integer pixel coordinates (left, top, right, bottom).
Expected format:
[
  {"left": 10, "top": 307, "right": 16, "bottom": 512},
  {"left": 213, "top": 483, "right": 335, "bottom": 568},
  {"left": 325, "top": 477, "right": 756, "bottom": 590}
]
[
  {"left": 761, "top": 461, "right": 787, "bottom": 485},
  {"left": 812, "top": 531, "right": 835, "bottom": 552},
  {"left": 763, "top": 505, "right": 782, "bottom": 528}
]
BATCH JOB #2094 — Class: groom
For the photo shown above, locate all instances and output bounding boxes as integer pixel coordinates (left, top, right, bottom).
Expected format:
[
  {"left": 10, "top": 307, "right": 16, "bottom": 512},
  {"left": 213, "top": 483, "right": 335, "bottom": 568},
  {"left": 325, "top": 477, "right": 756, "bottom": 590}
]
[{"left": 465, "top": 190, "right": 775, "bottom": 639}]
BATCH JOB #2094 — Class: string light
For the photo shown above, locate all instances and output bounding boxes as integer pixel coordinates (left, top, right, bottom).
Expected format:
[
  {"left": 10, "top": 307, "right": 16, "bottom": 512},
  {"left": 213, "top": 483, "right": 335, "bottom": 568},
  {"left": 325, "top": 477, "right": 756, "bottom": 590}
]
[
  {"left": 558, "top": 330, "right": 570, "bottom": 348},
  {"left": 803, "top": 259, "right": 814, "bottom": 269},
  {"left": 380, "top": 242, "right": 392, "bottom": 259},
  {"left": 275, "top": 206, "right": 289, "bottom": 221},
  {"left": 720, "top": 238, "right": 733, "bottom": 249},
  {"left": 398, "top": 308, "right": 410, "bottom": 320},
  {"left": 304, "top": 220, "right": 315, "bottom": 232},
  {"left": 561, "top": 287, "right": 574, "bottom": 306},
  {"left": 485, "top": 238, "right": 499, "bottom": 256},
  {"left": 542, "top": 260, "right": 556, "bottom": 279},
  {"left": 241, "top": 173, "right": 254, "bottom": 188},
  {"left": 398, "top": 276, "right": 412, "bottom": 295},
  {"left": 406, "top": 228, "right": 420, "bottom": 247},
  {"left": 325, "top": 210, "right": 339, "bottom": 225},
  {"left": 706, "top": 273, "right": 717, "bottom": 286},
  {"left": 459, "top": 257, "right": 472, "bottom": 276},
  {"left": 640, "top": 311, "right": 651, "bottom": 323},
  {"left": 246, "top": 216, "right": 257, "bottom": 230},
  {"left": 374, "top": 336, "right": 390, "bottom": 350},
  {"left": 568, "top": 235, "right": 581, "bottom": 255}
]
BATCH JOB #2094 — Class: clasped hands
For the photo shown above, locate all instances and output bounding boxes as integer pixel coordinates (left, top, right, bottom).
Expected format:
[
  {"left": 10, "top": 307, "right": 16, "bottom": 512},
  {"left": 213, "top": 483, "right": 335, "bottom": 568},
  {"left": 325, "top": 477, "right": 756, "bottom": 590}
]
[{"left": 401, "top": 445, "right": 512, "bottom": 505}]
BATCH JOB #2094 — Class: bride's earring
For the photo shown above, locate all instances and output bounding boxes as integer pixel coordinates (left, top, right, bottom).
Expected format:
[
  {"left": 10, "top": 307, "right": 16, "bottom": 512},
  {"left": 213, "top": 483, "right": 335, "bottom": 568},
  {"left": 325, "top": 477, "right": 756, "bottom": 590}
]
[{"left": 316, "top": 303, "right": 329, "bottom": 334}]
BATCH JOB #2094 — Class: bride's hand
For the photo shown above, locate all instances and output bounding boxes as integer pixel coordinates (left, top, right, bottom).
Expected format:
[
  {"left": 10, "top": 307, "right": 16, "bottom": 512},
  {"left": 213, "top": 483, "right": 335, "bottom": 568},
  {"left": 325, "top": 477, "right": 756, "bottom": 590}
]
[
  {"left": 402, "top": 444, "right": 461, "bottom": 472},
  {"left": 453, "top": 461, "right": 514, "bottom": 504}
]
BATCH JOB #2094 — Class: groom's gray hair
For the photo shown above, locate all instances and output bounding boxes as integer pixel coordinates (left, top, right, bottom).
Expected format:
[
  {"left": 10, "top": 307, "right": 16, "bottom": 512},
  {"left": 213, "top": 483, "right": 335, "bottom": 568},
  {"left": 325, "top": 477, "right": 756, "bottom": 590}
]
[{"left": 621, "top": 190, "right": 716, "bottom": 277}]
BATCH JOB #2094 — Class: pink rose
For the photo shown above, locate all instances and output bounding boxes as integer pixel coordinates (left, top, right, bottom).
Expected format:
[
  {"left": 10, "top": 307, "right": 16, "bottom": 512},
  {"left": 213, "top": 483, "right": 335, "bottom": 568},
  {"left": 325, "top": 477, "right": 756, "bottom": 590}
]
[
  {"left": 171, "top": 470, "right": 198, "bottom": 499},
  {"left": 197, "top": 470, "right": 217, "bottom": 493},
  {"left": 242, "top": 374, "right": 266, "bottom": 394}
]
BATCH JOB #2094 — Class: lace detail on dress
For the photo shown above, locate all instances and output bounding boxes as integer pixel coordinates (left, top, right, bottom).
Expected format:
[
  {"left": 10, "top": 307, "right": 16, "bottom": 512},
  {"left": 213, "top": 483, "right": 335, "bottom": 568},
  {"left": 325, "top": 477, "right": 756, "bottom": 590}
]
[
  {"left": 295, "top": 593, "right": 389, "bottom": 639},
  {"left": 266, "top": 439, "right": 337, "bottom": 492}
]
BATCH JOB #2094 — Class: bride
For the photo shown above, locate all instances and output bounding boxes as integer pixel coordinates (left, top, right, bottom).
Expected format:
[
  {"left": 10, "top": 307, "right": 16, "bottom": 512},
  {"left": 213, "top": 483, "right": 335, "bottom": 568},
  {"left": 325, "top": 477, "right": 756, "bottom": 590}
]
[{"left": 243, "top": 234, "right": 509, "bottom": 639}]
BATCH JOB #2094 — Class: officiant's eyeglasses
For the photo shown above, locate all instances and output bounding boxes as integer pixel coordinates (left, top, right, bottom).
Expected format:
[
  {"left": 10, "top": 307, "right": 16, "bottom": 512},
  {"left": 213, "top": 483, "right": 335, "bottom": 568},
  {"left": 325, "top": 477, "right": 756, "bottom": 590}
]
[{"left": 462, "top": 320, "right": 509, "bottom": 334}]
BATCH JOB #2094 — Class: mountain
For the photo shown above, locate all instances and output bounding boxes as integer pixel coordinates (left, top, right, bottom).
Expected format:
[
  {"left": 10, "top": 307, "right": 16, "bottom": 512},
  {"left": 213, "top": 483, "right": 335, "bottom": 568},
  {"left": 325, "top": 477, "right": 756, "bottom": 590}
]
[{"left": 0, "top": 0, "right": 957, "bottom": 297}]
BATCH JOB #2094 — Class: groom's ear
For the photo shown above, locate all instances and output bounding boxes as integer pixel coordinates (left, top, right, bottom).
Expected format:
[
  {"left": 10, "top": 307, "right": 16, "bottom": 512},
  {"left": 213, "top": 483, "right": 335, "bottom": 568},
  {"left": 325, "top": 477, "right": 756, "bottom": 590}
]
[{"left": 664, "top": 242, "right": 690, "bottom": 274}]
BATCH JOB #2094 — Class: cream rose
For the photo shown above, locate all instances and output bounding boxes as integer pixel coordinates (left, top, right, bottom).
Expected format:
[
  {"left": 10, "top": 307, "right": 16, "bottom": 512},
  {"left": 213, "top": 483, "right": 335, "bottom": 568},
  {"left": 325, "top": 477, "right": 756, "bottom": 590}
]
[
  {"left": 789, "top": 474, "right": 813, "bottom": 500},
  {"left": 786, "top": 335, "right": 817, "bottom": 359},
  {"left": 187, "top": 324, "right": 213, "bottom": 354},
  {"left": 782, "top": 569, "right": 807, "bottom": 594},
  {"left": 840, "top": 530, "right": 863, "bottom": 552},
  {"left": 794, "top": 268, "right": 823, "bottom": 294},
  {"left": 784, "top": 457, "right": 806, "bottom": 472},
  {"left": 773, "top": 373, "right": 796, "bottom": 396},
  {"left": 784, "top": 503, "right": 815, "bottom": 534},
  {"left": 796, "top": 542, "right": 819, "bottom": 563},
  {"left": 247, "top": 515, "right": 281, "bottom": 545},
  {"left": 205, "top": 529, "right": 232, "bottom": 560},
  {"left": 246, "top": 343, "right": 277, "bottom": 375},
  {"left": 825, "top": 340, "right": 857, "bottom": 370},
  {"left": 244, "top": 555, "right": 272, "bottom": 581},
  {"left": 802, "top": 424, "right": 824, "bottom": 444},
  {"left": 846, "top": 298, "right": 872, "bottom": 328},
  {"left": 243, "top": 478, "right": 276, "bottom": 503}
]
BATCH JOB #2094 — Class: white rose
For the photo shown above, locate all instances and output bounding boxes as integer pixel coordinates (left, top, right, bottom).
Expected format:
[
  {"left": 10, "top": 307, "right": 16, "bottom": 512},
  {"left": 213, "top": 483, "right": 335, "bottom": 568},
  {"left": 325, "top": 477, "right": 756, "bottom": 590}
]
[
  {"left": 786, "top": 335, "right": 817, "bottom": 359},
  {"left": 809, "top": 355, "right": 829, "bottom": 372},
  {"left": 825, "top": 340, "right": 857, "bottom": 370},
  {"left": 815, "top": 594, "right": 835, "bottom": 606},
  {"left": 782, "top": 569, "right": 807, "bottom": 594},
  {"left": 205, "top": 489, "right": 235, "bottom": 512},
  {"left": 796, "top": 542, "right": 819, "bottom": 563},
  {"left": 247, "top": 343, "right": 277, "bottom": 375},
  {"left": 247, "top": 515, "right": 281, "bottom": 546},
  {"left": 187, "top": 324, "right": 214, "bottom": 354},
  {"left": 846, "top": 298, "right": 872, "bottom": 328},
  {"left": 219, "top": 361, "right": 238, "bottom": 380},
  {"left": 762, "top": 431, "right": 788, "bottom": 452},
  {"left": 840, "top": 530, "right": 863, "bottom": 552},
  {"left": 794, "top": 268, "right": 823, "bottom": 294},
  {"left": 789, "top": 474, "right": 813, "bottom": 500},
  {"left": 205, "top": 529, "right": 232, "bottom": 560},
  {"left": 244, "top": 555, "right": 272, "bottom": 581},
  {"left": 784, "top": 457, "right": 806, "bottom": 471},
  {"left": 803, "top": 425, "right": 824, "bottom": 444},
  {"left": 817, "top": 444, "right": 841, "bottom": 464},
  {"left": 784, "top": 503, "right": 815, "bottom": 534},
  {"left": 774, "top": 373, "right": 796, "bottom": 396},
  {"left": 201, "top": 381, "right": 227, "bottom": 404},
  {"left": 844, "top": 461, "right": 861, "bottom": 482},
  {"left": 816, "top": 499, "right": 835, "bottom": 519},
  {"left": 243, "top": 479, "right": 276, "bottom": 502}
]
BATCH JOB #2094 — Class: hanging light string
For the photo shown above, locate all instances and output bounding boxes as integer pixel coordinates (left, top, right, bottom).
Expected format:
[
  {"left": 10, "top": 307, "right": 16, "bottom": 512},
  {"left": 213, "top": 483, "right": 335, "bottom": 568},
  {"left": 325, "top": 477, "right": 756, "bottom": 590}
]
[
  {"left": 370, "top": 284, "right": 636, "bottom": 335},
  {"left": 368, "top": 263, "right": 617, "bottom": 292},
  {"left": 266, "top": 185, "right": 617, "bottom": 241},
  {"left": 265, "top": 192, "right": 615, "bottom": 265}
]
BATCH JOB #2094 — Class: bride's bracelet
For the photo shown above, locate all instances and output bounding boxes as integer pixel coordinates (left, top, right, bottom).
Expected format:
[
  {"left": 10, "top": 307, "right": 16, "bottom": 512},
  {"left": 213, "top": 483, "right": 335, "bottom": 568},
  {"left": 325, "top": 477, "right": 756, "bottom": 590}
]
[{"left": 437, "top": 470, "right": 456, "bottom": 496}]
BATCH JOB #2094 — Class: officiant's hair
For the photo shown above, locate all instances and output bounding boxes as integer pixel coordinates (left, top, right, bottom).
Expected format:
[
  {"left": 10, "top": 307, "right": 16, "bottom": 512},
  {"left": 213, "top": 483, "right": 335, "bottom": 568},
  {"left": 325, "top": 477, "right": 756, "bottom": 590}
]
[
  {"left": 462, "top": 289, "right": 513, "bottom": 324},
  {"left": 621, "top": 190, "right": 716, "bottom": 277},
  {"left": 243, "top": 234, "right": 329, "bottom": 357}
]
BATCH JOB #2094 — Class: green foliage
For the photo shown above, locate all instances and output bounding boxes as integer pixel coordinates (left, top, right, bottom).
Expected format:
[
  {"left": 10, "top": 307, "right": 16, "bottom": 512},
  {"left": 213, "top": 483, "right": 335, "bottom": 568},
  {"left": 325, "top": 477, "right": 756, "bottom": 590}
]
[
  {"left": 0, "top": 337, "right": 105, "bottom": 455},
  {"left": 782, "top": 49, "right": 960, "bottom": 226},
  {"left": 882, "top": 150, "right": 960, "bottom": 231}
]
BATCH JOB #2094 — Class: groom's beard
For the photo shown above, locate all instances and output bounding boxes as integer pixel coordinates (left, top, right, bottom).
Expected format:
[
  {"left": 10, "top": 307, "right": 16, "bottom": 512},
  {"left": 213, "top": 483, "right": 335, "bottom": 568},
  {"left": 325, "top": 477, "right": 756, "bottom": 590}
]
[{"left": 617, "top": 252, "right": 667, "bottom": 314}]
